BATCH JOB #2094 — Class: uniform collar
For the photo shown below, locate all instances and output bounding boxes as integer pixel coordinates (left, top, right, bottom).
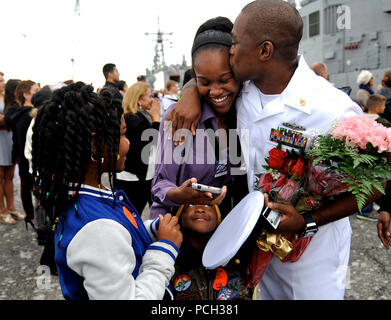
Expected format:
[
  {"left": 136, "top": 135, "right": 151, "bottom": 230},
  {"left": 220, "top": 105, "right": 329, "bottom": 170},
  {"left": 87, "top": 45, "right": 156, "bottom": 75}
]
[
  {"left": 241, "top": 55, "right": 313, "bottom": 116},
  {"left": 281, "top": 55, "right": 313, "bottom": 115}
]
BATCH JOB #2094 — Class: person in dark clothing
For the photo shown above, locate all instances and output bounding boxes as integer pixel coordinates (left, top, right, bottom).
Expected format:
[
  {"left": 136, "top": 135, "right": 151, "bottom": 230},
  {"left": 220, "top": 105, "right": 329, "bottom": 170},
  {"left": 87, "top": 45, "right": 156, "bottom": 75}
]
[
  {"left": 102, "top": 63, "right": 122, "bottom": 100},
  {"left": 115, "top": 80, "right": 128, "bottom": 96},
  {"left": 24, "top": 88, "right": 57, "bottom": 274},
  {"left": 377, "top": 69, "right": 391, "bottom": 122},
  {"left": 377, "top": 181, "right": 391, "bottom": 249},
  {"left": 5, "top": 80, "right": 39, "bottom": 228},
  {"left": 171, "top": 203, "right": 252, "bottom": 300},
  {"left": 115, "top": 81, "right": 161, "bottom": 214}
]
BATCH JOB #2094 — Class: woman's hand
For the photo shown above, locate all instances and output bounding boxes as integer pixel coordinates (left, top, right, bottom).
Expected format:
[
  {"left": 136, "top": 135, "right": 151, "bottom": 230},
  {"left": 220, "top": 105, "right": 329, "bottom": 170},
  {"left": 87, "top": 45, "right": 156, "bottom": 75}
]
[
  {"left": 167, "top": 177, "right": 227, "bottom": 206},
  {"left": 165, "top": 79, "right": 201, "bottom": 144},
  {"left": 377, "top": 211, "right": 391, "bottom": 250},
  {"left": 157, "top": 213, "right": 183, "bottom": 248},
  {"left": 147, "top": 98, "right": 161, "bottom": 122}
]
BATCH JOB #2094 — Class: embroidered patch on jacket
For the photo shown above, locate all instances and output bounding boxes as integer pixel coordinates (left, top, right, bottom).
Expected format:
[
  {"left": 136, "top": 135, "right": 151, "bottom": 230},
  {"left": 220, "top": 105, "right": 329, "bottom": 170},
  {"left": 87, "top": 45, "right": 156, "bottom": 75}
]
[
  {"left": 123, "top": 206, "right": 138, "bottom": 229},
  {"left": 174, "top": 274, "right": 192, "bottom": 292},
  {"left": 213, "top": 267, "right": 228, "bottom": 291},
  {"left": 215, "top": 161, "right": 228, "bottom": 178},
  {"left": 217, "top": 277, "right": 241, "bottom": 300}
]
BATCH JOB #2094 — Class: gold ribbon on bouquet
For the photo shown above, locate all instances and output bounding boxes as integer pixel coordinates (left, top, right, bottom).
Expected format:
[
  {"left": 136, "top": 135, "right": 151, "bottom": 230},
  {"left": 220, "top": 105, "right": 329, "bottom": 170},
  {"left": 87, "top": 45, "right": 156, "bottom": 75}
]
[{"left": 256, "top": 230, "right": 293, "bottom": 260}]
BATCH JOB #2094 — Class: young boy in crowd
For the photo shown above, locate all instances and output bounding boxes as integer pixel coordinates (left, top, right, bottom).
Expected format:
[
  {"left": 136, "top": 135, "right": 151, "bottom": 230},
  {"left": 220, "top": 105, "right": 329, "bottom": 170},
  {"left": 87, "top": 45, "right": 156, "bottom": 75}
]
[{"left": 365, "top": 94, "right": 391, "bottom": 127}]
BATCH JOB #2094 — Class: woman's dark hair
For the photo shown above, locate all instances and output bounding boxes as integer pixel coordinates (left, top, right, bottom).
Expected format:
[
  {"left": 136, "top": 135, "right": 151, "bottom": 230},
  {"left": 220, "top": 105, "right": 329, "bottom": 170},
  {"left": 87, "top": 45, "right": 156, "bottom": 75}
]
[
  {"left": 182, "top": 69, "right": 194, "bottom": 87},
  {"left": 191, "top": 16, "right": 233, "bottom": 65},
  {"left": 116, "top": 80, "right": 126, "bottom": 91},
  {"left": 32, "top": 82, "right": 123, "bottom": 244},
  {"left": 32, "top": 89, "right": 52, "bottom": 109},
  {"left": 4, "top": 79, "right": 20, "bottom": 111},
  {"left": 15, "top": 80, "right": 36, "bottom": 106}
]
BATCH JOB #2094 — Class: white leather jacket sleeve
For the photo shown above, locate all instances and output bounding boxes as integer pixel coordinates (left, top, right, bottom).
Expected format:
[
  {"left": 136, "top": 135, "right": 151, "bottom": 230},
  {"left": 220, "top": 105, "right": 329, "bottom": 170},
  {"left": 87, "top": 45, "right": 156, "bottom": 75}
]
[{"left": 66, "top": 218, "right": 178, "bottom": 300}]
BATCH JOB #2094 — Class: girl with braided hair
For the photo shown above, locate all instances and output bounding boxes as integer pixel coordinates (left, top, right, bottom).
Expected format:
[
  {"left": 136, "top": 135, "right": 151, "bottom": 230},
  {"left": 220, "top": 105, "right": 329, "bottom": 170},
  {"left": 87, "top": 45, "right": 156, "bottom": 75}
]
[{"left": 32, "top": 82, "right": 182, "bottom": 300}]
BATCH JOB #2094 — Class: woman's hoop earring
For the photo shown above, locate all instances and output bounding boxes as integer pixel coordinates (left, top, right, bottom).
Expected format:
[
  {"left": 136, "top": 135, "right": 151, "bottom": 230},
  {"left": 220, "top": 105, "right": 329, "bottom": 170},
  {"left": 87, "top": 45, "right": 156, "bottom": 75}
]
[{"left": 90, "top": 155, "right": 97, "bottom": 162}]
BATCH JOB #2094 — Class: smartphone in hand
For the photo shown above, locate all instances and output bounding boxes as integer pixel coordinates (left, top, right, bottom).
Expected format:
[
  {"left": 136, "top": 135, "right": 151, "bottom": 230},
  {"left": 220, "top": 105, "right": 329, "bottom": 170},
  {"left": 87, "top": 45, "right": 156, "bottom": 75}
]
[{"left": 191, "top": 183, "right": 222, "bottom": 194}]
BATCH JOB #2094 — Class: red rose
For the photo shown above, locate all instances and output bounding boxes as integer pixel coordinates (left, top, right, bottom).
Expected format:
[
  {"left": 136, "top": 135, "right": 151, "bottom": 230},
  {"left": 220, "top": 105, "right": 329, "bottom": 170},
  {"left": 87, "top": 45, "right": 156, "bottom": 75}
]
[
  {"left": 290, "top": 158, "right": 306, "bottom": 178},
  {"left": 281, "top": 157, "right": 295, "bottom": 175},
  {"left": 268, "top": 148, "right": 288, "bottom": 170}
]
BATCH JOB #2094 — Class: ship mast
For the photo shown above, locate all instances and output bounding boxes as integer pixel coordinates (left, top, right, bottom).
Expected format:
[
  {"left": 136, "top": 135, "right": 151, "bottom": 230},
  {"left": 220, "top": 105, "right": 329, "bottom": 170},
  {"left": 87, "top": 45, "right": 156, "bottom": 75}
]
[{"left": 145, "top": 16, "right": 173, "bottom": 73}]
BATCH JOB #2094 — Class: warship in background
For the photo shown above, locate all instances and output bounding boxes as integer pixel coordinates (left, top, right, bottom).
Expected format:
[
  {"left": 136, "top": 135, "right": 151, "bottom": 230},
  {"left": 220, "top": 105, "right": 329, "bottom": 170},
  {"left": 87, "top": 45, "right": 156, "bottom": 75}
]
[
  {"left": 144, "top": 17, "right": 190, "bottom": 91},
  {"left": 297, "top": 0, "right": 391, "bottom": 96}
]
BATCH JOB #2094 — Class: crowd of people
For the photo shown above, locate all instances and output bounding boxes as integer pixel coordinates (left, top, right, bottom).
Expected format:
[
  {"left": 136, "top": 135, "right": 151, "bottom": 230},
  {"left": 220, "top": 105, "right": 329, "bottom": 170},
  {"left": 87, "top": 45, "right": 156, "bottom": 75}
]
[{"left": 1, "top": 0, "right": 391, "bottom": 301}]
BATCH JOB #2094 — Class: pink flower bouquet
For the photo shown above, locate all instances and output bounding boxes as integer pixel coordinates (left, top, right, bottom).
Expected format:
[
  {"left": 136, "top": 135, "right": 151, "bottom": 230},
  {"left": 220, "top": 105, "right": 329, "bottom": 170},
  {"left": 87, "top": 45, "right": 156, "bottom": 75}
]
[{"left": 308, "top": 115, "right": 391, "bottom": 211}]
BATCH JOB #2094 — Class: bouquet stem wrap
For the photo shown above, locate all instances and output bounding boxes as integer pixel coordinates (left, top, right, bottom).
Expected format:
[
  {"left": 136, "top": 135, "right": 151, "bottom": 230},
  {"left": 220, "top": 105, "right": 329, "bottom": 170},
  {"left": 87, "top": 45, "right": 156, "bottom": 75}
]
[
  {"left": 256, "top": 231, "right": 293, "bottom": 260},
  {"left": 246, "top": 232, "right": 312, "bottom": 289}
]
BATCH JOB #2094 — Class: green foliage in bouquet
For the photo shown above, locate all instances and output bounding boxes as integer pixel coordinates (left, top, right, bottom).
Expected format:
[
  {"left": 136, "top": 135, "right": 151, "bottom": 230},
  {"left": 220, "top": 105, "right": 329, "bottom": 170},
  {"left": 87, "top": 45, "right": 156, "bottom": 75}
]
[{"left": 307, "top": 135, "right": 391, "bottom": 212}]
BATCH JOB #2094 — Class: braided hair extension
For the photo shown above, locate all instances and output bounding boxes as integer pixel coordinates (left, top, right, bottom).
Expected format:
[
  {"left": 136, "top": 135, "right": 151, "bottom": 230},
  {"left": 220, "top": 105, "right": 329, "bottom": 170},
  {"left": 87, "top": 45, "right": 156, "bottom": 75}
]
[{"left": 32, "top": 82, "right": 123, "bottom": 246}]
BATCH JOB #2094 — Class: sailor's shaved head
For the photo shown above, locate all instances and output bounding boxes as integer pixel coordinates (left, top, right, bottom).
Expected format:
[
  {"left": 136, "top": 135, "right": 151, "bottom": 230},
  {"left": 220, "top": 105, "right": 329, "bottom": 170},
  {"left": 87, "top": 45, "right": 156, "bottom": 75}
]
[{"left": 241, "top": 0, "right": 303, "bottom": 61}]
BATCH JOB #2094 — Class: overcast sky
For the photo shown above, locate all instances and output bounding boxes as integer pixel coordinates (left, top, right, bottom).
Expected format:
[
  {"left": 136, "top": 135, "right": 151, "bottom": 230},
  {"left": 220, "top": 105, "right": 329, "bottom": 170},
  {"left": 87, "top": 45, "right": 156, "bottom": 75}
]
[{"left": 1, "top": 0, "right": 265, "bottom": 89}]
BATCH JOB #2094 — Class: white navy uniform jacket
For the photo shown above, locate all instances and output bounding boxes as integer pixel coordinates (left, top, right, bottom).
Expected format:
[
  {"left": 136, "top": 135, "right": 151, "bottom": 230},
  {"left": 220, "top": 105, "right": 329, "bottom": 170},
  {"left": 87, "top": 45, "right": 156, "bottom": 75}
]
[
  {"left": 236, "top": 56, "right": 363, "bottom": 300},
  {"left": 54, "top": 185, "right": 178, "bottom": 300}
]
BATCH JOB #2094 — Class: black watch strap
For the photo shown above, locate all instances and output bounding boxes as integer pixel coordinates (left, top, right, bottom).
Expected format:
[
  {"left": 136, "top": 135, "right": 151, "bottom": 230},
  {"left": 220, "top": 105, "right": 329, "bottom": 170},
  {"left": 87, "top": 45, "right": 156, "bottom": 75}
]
[{"left": 300, "top": 212, "right": 318, "bottom": 238}]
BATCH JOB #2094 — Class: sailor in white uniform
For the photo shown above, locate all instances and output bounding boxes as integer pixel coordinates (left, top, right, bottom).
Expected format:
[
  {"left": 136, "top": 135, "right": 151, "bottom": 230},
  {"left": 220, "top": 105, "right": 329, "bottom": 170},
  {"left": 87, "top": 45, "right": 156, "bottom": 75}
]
[
  {"left": 161, "top": 0, "right": 381, "bottom": 299},
  {"left": 231, "top": 1, "right": 372, "bottom": 300},
  {"left": 237, "top": 55, "right": 362, "bottom": 300}
]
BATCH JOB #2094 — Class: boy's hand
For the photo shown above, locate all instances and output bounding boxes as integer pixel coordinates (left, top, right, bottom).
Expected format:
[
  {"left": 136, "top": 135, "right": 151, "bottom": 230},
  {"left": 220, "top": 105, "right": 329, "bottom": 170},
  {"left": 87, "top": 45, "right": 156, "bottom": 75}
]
[{"left": 157, "top": 213, "right": 183, "bottom": 248}]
